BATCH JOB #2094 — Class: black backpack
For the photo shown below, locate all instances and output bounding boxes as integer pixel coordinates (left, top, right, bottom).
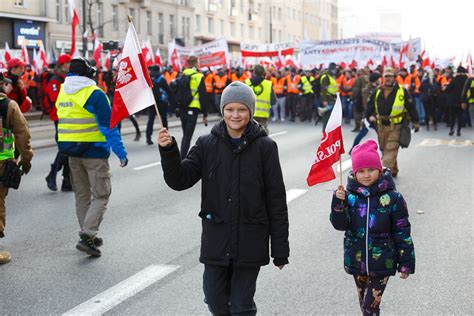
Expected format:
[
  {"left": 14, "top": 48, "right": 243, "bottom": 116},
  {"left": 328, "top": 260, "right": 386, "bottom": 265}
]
[{"left": 174, "top": 72, "right": 197, "bottom": 107}]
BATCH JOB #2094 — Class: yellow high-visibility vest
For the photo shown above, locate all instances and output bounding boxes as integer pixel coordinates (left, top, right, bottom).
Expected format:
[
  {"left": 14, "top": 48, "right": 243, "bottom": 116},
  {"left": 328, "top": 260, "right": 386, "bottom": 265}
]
[
  {"left": 246, "top": 78, "right": 272, "bottom": 119},
  {"left": 183, "top": 68, "right": 204, "bottom": 111},
  {"left": 301, "top": 75, "right": 314, "bottom": 95},
  {"left": 56, "top": 85, "right": 106, "bottom": 142},
  {"left": 320, "top": 74, "right": 338, "bottom": 96},
  {"left": 375, "top": 85, "right": 406, "bottom": 124}
]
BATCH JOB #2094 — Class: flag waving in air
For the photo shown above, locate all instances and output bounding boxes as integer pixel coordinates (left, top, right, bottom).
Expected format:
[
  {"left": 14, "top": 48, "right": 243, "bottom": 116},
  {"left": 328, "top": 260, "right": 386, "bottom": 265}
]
[
  {"left": 306, "top": 94, "right": 345, "bottom": 186},
  {"left": 68, "top": 0, "right": 80, "bottom": 57},
  {"left": 110, "top": 21, "right": 155, "bottom": 128}
]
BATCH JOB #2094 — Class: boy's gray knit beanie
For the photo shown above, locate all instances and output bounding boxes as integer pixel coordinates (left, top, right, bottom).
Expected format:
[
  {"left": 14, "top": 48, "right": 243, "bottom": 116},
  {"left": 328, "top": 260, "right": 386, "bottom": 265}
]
[{"left": 220, "top": 81, "right": 256, "bottom": 118}]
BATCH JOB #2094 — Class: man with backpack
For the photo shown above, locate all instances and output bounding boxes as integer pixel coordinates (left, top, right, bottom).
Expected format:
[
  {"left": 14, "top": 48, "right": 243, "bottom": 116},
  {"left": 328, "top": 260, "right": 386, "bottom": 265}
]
[
  {"left": 0, "top": 72, "right": 33, "bottom": 264},
  {"left": 175, "top": 56, "right": 209, "bottom": 159},
  {"left": 147, "top": 65, "right": 175, "bottom": 145}
]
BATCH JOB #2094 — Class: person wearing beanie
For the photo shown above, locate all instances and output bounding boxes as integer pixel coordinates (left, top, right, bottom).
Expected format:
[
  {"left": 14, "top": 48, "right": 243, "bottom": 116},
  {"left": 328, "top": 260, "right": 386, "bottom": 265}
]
[
  {"left": 366, "top": 66, "right": 420, "bottom": 177},
  {"left": 56, "top": 56, "right": 128, "bottom": 258},
  {"left": 245, "top": 64, "right": 277, "bottom": 132},
  {"left": 44, "top": 54, "right": 72, "bottom": 192},
  {"left": 158, "top": 81, "right": 289, "bottom": 315},
  {"left": 330, "top": 139, "right": 416, "bottom": 315}
]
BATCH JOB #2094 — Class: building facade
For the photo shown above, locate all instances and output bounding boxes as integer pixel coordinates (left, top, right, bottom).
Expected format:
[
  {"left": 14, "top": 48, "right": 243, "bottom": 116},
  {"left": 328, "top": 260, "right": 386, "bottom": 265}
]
[{"left": 1, "top": 0, "right": 338, "bottom": 63}]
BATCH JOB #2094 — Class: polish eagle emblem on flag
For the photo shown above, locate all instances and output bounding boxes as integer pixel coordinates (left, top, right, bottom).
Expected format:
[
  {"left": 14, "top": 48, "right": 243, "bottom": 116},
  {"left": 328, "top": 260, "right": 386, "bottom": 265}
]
[{"left": 116, "top": 57, "right": 137, "bottom": 89}]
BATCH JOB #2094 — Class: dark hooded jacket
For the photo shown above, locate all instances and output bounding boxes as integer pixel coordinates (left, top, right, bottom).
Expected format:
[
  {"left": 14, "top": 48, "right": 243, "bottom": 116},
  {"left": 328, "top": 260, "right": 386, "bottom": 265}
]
[
  {"left": 159, "top": 120, "right": 289, "bottom": 267},
  {"left": 330, "top": 169, "right": 415, "bottom": 277}
]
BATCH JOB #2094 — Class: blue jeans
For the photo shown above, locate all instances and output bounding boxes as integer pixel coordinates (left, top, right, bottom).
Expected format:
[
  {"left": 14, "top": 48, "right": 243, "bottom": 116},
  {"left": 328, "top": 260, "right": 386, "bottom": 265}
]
[
  {"left": 414, "top": 96, "right": 425, "bottom": 123},
  {"left": 341, "top": 96, "right": 353, "bottom": 121}
]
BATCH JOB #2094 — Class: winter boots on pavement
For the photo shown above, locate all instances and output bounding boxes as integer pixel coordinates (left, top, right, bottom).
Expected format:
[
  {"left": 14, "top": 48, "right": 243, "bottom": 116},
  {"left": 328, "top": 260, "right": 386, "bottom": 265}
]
[
  {"left": 76, "top": 234, "right": 102, "bottom": 257},
  {"left": 45, "top": 164, "right": 73, "bottom": 192}
]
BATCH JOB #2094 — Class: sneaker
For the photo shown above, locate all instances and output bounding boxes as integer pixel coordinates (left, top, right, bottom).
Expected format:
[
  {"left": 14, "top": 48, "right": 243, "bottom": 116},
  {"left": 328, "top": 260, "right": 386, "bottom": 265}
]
[
  {"left": 271, "top": 116, "right": 277, "bottom": 122},
  {"left": 280, "top": 117, "right": 285, "bottom": 122},
  {"left": 0, "top": 251, "right": 11, "bottom": 264},
  {"left": 76, "top": 234, "right": 101, "bottom": 257},
  {"left": 94, "top": 237, "right": 103, "bottom": 247},
  {"left": 61, "top": 176, "right": 73, "bottom": 192}
]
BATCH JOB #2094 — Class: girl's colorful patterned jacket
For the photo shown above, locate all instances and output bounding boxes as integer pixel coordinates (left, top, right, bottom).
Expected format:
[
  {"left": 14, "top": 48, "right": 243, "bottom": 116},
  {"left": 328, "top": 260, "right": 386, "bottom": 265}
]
[{"left": 330, "top": 169, "right": 416, "bottom": 277}]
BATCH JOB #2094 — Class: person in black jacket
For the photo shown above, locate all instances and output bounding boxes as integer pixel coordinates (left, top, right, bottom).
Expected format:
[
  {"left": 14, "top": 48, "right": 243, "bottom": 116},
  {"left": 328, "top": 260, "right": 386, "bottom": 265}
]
[
  {"left": 147, "top": 65, "right": 175, "bottom": 144},
  {"left": 158, "top": 81, "right": 289, "bottom": 315},
  {"left": 445, "top": 66, "right": 468, "bottom": 136}
]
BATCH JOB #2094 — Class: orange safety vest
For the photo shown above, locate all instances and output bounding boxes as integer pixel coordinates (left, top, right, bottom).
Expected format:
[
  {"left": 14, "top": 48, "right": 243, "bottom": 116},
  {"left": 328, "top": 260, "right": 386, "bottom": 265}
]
[
  {"left": 214, "top": 75, "right": 228, "bottom": 94},
  {"left": 97, "top": 72, "right": 108, "bottom": 93},
  {"left": 340, "top": 77, "right": 355, "bottom": 97},
  {"left": 164, "top": 71, "right": 178, "bottom": 84},
  {"left": 231, "top": 73, "right": 248, "bottom": 82},
  {"left": 396, "top": 74, "right": 412, "bottom": 90},
  {"left": 273, "top": 77, "right": 286, "bottom": 95},
  {"left": 286, "top": 74, "right": 300, "bottom": 94},
  {"left": 204, "top": 74, "right": 214, "bottom": 93}
]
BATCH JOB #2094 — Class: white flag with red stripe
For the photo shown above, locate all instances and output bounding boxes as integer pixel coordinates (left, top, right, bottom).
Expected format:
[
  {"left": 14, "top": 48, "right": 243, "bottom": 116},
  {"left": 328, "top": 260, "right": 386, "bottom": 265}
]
[
  {"left": 306, "top": 94, "right": 345, "bottom": 186},
  {"left": 4, "top": 42, "right": 12, "bottom": 62},
  {"left": 154, "top": 47, "right": 163, "bottom": 66},
  {"left": 21, "top": 40, "right": 30, "bottom": 64},
  {"left": 68, "top": 0, "right": 80, "bottom": 57},
  {"left": 110, "top": 21, "right": 155, "bottom": 128},
  {"left": 93, "top": 37, "right": 102, "bottom": 68}
]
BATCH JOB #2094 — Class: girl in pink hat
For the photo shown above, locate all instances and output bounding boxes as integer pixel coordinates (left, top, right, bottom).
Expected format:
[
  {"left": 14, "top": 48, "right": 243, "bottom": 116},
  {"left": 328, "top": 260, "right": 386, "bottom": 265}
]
[{"left": 330, "top": 139, "right": 416, "bottom": 315}]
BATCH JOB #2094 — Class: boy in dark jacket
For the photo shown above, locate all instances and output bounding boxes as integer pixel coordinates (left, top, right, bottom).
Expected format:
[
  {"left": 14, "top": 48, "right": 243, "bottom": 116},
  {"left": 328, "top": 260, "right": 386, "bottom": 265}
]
[
  {"left": 331, "top": 140, "right": 415, "bottom": 316},
  {"left": 158, "top": 81, "right": 289, "bottom": 315}
]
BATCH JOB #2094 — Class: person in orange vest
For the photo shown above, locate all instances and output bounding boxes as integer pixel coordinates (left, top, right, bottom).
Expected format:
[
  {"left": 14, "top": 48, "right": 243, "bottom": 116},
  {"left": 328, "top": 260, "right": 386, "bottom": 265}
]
[
  {"left": 231, "top": 67, "right": 248, "bottom": 82},
  {"left": 24, "top": 65, "right": 40, "bottom": 111},
  {"left": 286, "top": 68, "right": 301, "bottom": 122},
  {"left": 203, "top": 68, "right": 215, "bottom": 114},
  {"left": 213, "top": 68, "right": 229, "bottom": 115},
  {"left": 96, "top": 68, "right": 108, "bottom": 93},
  {"left": 440, "top": 66, "right": 454, "bottom": 125},
  {"left": 340, "top": 69, "right": 355, "bottom": 124},
  {"left": 272, "top": 69, "right": 287, "bottom": 122},
  {"left": 412, "top": 68, "right": 424, "bottom": 124},
  {"left": 396, "top": 68, "right": 412, "bottom": 90},
  {"left": 164, "top": 66, "right": 178, "bottom": 85}
]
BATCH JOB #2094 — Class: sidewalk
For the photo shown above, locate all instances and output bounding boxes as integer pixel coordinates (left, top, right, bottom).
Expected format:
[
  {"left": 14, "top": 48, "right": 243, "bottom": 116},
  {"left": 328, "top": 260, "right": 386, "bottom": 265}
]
[{"left": 27, "top": 111, "right": 221, "bottom": 150}]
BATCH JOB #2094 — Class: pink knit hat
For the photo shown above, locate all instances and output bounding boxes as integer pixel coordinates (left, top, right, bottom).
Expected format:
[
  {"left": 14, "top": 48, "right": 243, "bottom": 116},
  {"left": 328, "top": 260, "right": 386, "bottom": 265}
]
[{"left": 351, "top": 140, "right": 382, "bottom": 173}]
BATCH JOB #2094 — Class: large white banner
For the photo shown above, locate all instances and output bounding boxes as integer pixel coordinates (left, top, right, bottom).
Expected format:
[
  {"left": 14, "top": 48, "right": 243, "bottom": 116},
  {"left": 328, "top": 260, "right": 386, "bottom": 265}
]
[
  {"left": 300, "top": 38, "right": 421, "bottom": 68},
  {"left": 240, "top": 41, "right": 294, "bottom": 57},
  {"left": 168, "top": 38, "right": 229, "bottom": 69}
]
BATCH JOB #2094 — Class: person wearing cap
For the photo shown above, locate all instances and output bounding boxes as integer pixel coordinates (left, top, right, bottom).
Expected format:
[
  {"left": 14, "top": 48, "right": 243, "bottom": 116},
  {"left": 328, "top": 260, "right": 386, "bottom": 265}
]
[
  {"left": 6, "top": 58, "right": 32, "bottom": 113},
  {"left": 366, "top": 67, "right": 419, "bottom": 177},
  {"left": 245, "top": 64, "right": 277, "bottom": 132},
  {"left": 158, "top": 81, "right": 289, "bottom": 315},
  {"left": 319, "top": 62, "right": 340, "bottom": 130},
  {"left": 56, "top": 56, "right": 128, "bottom": 257},
  {"left": 0, "top": 72, "right": 33, "bottom": 264},
  {"left": 44, "top": 54, "right": 72, "bottom": 192},
  {"left": 331, "top": 139, "right": 415, "bottom": 315}
]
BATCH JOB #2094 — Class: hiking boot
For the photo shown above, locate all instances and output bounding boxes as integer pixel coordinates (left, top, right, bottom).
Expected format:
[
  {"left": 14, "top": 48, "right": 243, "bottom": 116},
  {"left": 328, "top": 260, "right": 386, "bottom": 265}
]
[
  {"left": 0, "top": 251, "right": 11, "bottom": 264},
  {"left": 449, "top": 129, "right": 454, "bottom": 136},
  {"left": 61, "top": 176, "right": 73, "bottom": 192},
  {"left": 146, "top": 139, "right": 154, "bottom": 145},
  {"left": 76, "top": 234, "right": 101, "bottom": 257},
  {"left": 45, "top": 164, "right": 57, "bottom": 191},
  {"left": 134, "top": 132, "right": 141, "bottom": 141},
  {"left": 94, "top": 237, "right": 103, "bottom": 247}
]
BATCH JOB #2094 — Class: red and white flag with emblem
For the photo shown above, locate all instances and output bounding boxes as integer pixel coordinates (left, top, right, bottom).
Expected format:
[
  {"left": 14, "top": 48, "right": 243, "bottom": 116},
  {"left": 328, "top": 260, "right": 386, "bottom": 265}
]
[
  {"left": 306, "top": 94, "right": 345, "bottom": 186},
  {"left": 110, "top": 21, "right": 155, "bottom": 128}
]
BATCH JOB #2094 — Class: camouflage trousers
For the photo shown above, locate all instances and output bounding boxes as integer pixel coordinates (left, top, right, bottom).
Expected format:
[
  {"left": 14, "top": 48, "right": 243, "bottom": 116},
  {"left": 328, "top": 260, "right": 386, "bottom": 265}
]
[{"left": 377, "top": 124, "right": 401, "bottom": 176}]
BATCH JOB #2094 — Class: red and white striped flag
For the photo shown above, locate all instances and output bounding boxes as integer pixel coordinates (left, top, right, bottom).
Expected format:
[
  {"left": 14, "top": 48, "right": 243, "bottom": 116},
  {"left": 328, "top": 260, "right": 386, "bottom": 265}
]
[
  {"left": 93, "top": 37, "right": 102, "bottom": 68},
  {"left": 306, "top": 94, "right": 345, "bottom": 186},
  {"left": 21, "top": 40, "right": 30, "bottom": 64},
  {"left": 39, "top": 42, "right": 49, "bottom": 66},
  {"left": 32, "top": 48, "right": 43, "bottom": 73},
  {"left": 4, "top": 42, "right": 11, "bottom": 62},
  {"left": 154, "top": 47, "right": 163, "bottom": 66},
  {"left": 110, "top": 21, "right": 155, "bottom": 128},
  {"left": 68, "top": 0, "right": 80, "bottom": 57}
]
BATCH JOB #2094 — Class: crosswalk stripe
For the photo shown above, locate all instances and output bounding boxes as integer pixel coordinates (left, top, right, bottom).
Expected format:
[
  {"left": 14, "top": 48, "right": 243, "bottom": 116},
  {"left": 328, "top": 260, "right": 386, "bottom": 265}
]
[
  {"left": 133, "top": 161, "right": 161, "bottom": 171},
  {"left": 63, "top": 264, "right": 179, "bottom": 316},
  {"left": 269, "top": 131, "right": 288, "bottom": 137},
  {"left": 286, "top": 189, "right": 308, "bottom": 203}
]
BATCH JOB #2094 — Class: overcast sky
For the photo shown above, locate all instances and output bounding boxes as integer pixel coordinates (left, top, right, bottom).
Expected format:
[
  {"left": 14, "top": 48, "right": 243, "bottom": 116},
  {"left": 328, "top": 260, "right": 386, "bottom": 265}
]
[{"left": 338, "top": 0, "right": 473, "bottom": 60}]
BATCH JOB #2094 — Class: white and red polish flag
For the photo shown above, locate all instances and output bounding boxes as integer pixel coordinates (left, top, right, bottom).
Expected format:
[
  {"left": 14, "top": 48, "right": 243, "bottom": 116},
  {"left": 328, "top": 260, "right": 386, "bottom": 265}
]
[
  {"left": 21, "top": 40, "right": 30, "bottom": 64},
  {"left": 93, "top": 36, "right": 102, "bottom": 68},
  {"left": 306, "top": 94, "right": 345, "bottom": 186},
  {"left": 154, "top": 47, "right": 163, "bottom": 66},
  {"left": 4, "top": 42, "right": 11, "bottom": 62},
  {"left": 110, "top": 21, "right": 155, "bottom": 128},
  {"left": 68, "top": 0, "right": 80, "bottom": 57}
]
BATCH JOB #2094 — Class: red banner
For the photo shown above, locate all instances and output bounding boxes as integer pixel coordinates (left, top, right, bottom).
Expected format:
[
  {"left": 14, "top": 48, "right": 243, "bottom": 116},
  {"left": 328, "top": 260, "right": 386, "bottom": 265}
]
[
  {"left": 241, "top": 48, "right": 294, "bottom": 58},
  {"left": 198, "top": 51, "right": 227, "bottom": 68}
]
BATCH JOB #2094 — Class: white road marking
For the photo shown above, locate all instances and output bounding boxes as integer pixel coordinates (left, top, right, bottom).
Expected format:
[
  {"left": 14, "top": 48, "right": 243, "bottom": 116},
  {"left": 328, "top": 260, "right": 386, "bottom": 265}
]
[
  {"left": 269, "top": 131, "right": 288, "bottom": 137},
  {"left": 336, "top": 159, "right": 352, "bottom": 173},
  {"left": 286, "top": 189, "right": 308, "bottom": 203},
  {"left": 63, "top": 264, "right": 179, "bottom": 316},
  {"left": 133, "top": 161, "right": 161, "bottom": 171}
]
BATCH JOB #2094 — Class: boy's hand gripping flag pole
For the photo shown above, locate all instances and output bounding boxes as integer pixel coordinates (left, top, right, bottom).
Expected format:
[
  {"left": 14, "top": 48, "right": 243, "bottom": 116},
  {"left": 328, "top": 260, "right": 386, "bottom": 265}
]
[
  {"left": 306, "top": 94, "right": 345, "bottom": 186},
  {"left": 110, "top": 16, "right": 162, "bottom": 129}
]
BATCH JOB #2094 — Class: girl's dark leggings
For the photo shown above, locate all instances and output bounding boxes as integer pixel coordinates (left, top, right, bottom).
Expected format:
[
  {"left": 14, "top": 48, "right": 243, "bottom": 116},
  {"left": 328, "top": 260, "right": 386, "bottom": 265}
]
[{"left": 353, "top": 275, "right": 389, "bottom": 316}]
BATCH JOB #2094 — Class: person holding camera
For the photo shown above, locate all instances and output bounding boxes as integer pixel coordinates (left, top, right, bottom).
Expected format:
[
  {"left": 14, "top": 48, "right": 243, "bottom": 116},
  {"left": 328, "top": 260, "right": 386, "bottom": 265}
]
[
  {"left": 56, "top": 57, "right": 128, "bottom": 257},
  {"left": 0, "top": 73, "right": 33, "bottom": 264}
]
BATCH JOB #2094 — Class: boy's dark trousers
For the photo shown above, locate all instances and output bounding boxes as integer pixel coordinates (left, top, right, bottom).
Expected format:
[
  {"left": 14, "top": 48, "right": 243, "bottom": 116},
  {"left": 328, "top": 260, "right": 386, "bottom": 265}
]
[
  {"left": 203, "top": 264, "right": 260, "bottom": 316},
  {"left": 353, "top": 275, "right": 389, "bottom": 316},
  {"left": 180, "top": 109, "right": 198, "bottom": 159}
]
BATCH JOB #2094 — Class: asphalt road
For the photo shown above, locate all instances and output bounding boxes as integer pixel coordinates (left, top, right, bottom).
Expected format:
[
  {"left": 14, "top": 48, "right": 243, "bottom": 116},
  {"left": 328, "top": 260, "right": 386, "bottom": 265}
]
[{"left": 0, "top": 118, "right": 472, "bottom": 315}]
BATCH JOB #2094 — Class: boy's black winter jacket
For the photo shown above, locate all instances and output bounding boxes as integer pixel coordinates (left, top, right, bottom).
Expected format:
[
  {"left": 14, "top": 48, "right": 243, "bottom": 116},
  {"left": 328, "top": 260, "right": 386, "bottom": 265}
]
[
  {"left": 330, "top": 169, "right": 415, "bottom": 277},
  {"left": 159, "top": 120, "right": 289, "bottom": 267}
]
